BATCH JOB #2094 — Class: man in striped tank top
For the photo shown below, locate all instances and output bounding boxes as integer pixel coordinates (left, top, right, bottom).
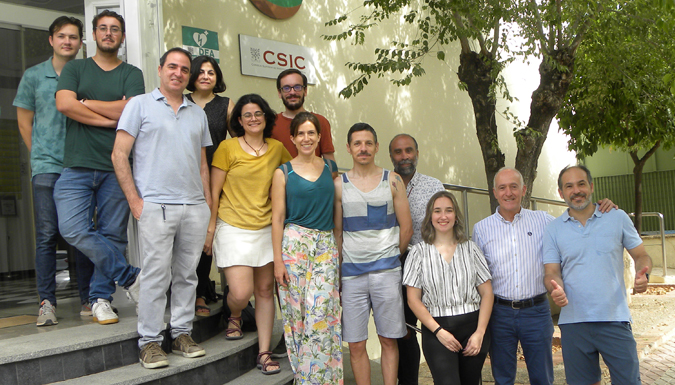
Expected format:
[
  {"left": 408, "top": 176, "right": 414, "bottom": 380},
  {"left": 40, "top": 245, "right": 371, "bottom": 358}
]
[{"left": 334, "top": 123, "right": 413, "bottom": 385}]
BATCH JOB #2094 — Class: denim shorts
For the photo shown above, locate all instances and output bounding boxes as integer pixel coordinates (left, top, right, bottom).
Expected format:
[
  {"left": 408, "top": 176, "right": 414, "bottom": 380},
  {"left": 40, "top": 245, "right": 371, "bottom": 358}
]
[
  {"left": 341, "top": 269, "right": 406, "bottom": 342},
  {"left": 560, "top": 322, "right": 641, "bottom": 385}
]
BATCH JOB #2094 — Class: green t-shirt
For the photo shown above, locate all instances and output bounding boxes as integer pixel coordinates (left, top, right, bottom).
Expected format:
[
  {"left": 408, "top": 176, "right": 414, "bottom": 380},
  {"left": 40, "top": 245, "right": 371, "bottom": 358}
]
[{"left": 57, "top": 58, "right": 145, "bottom": 171}]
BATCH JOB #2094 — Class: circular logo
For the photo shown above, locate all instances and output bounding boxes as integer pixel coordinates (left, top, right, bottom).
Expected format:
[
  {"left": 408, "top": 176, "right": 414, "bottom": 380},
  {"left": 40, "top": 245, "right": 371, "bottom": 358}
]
[{"left": 250, "top": 0, "right": 302, "bottom": 20}]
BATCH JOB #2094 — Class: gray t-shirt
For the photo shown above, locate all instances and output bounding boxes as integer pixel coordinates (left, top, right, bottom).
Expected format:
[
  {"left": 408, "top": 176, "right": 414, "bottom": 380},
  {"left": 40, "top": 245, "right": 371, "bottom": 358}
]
[{"left": 117, "top": 88, "right": 211, "bottom": 204}]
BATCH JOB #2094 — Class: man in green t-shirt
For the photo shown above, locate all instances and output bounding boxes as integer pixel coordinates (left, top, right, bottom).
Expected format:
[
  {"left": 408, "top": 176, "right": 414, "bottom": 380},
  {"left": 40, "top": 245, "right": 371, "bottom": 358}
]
[{"left": 54, "top": 10, "right": 143, "bottom": 326}]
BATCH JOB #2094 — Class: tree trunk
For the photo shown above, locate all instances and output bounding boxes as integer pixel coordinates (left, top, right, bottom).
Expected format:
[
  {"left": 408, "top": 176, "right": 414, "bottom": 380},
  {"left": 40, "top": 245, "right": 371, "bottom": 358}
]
[
  {"left": 458, "top": 50, "right": 504, "bottom": 211},
  {"left": 629, "top": 142, "right": 661, "bottom": 234},
  {"left": 515, "top": 49, "right": 576, "bottom": 208}
]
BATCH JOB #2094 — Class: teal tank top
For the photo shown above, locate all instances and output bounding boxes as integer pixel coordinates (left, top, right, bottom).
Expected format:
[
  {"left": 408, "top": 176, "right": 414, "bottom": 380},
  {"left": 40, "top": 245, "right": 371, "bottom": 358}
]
[{"left": 281, "top": 158, "right": 337, "bottom": 231}]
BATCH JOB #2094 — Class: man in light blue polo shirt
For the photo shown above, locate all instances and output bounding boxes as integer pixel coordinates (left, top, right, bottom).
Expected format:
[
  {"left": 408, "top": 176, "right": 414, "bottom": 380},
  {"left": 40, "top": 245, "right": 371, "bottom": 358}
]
[
  {"left": 13, "top": 16, "right": 94, "bottom": 326},
  {"left": 544, "top": 165, "right": 652, "bottom": 385},
  {"left": 112, "top": 47, "right": 212, "bottom": 369}
]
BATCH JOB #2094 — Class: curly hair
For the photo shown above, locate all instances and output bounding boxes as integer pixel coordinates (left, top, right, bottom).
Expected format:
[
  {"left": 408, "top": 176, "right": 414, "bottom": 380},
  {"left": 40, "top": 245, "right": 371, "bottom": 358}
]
[
  {"left": 229, "top": 94, "right": 276, "bottom": 138},
  {"left": 421, "top": 190, "right": 468, "bottom": 245}
]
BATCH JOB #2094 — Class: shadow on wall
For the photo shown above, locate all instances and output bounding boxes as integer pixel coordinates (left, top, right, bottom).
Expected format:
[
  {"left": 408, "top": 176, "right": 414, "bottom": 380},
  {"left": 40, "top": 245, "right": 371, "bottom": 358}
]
[{"left": 161, "top": 0, "right": 567, "bottom": 208}]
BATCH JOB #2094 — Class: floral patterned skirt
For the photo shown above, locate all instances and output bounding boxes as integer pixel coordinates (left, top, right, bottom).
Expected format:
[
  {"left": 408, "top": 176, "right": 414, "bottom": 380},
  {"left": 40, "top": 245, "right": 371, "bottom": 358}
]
[{"left": 279, "top": 223, "right": 343, "bottom": 385}]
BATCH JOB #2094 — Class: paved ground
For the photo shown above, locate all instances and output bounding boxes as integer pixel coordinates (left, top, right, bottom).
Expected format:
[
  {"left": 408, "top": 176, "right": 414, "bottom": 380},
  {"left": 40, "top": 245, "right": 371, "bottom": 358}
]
[{"left": 641, "top": 339, "right": 675, "bottom": 385}]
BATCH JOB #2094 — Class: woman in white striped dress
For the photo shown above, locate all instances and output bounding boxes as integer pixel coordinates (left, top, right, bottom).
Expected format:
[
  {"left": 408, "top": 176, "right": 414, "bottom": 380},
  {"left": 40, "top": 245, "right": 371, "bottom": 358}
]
[{"left": 402, "top": 190, "right": 494, "bottom": 385}]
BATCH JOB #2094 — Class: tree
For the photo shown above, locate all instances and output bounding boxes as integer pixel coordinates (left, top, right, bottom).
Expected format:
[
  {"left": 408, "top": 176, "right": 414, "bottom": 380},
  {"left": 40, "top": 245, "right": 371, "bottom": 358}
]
[
  {"left": 324, "top": 0, "right": 600, "bottom": 210},
  {"left": 558, "top": 0, "right": 675, "bottom": 232}
]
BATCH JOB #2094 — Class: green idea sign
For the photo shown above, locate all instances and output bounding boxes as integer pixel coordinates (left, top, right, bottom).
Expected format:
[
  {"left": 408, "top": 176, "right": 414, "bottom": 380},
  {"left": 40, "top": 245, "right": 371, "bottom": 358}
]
[{"left": 182, "top": 27, "right": 220, "bottom": 63}]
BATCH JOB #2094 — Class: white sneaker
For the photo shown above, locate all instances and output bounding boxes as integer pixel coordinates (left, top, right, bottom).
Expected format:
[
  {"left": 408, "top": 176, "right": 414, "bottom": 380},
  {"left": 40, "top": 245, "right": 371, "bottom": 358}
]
[
  {"left": 92, "top": 299, "right": 119, "bottom": 325},
  {"left": 125, "top": 275, "right": 140, "bottom": 315},
  {"left": 37, "top": 299, "right": 58, "bottom": 326}
]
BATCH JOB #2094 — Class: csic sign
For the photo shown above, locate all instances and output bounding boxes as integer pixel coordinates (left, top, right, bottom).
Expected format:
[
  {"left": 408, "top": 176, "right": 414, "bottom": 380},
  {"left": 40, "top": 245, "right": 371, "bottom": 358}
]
[{"left": 239, "top": 34, "right": 317, "bottom": 84}]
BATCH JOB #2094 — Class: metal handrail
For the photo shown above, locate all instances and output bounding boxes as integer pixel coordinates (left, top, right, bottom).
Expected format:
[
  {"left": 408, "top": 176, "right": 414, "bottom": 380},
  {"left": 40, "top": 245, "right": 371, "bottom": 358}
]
[{"left": 628, "top": 212, "right": 667, "bottom": 277}]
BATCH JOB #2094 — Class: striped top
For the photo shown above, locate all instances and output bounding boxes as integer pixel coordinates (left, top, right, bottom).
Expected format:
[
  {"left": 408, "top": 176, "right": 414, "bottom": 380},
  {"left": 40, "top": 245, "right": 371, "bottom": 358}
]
[
  {"left": 403, "top": 241, "right": 491, "bottom": 317},
  {"left": 472, "top": 208, "right": 554, "bottom": 300},
  {"left": 341, "top": 169, "right": 401, "bottom": 277}
]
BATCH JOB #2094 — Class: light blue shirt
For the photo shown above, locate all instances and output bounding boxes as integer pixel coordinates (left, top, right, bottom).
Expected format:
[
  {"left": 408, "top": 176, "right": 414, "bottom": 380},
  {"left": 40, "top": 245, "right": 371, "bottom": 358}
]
[
  {"left": 13, "top": 57, "right": 66, "bottom": 177},
  {"left": 117, "top": 88, "right": 211, "bottom": 204},
  {"left": 473, "top": 207, "right": 554, "bottom": 300},
  {"left": 543, "top": 205, "right": 643, "bottom": 324}
]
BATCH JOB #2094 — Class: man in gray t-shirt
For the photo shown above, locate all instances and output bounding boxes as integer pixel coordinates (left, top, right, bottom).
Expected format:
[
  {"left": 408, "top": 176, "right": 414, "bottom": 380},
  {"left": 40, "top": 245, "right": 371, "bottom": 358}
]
[{"left": 112, "top": 48, "right": 211, "bottom": 369}]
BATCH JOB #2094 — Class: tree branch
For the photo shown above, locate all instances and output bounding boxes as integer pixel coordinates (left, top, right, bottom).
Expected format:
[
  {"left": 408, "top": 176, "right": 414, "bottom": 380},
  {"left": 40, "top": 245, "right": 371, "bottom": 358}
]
[
  {"left": 529, "top": 0, "right": 549, "bottom": 54},
  {"left": 452, "top": 10, "right": 474, "bottom": 54},
  {"left": 491, "top": 18, "right": 501, "bottom": 56}
]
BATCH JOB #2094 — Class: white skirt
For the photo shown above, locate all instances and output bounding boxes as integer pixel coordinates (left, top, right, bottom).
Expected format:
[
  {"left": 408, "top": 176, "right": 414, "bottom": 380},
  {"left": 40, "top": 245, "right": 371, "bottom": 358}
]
[{"left": 213, "top": 219, "right": 273, "bottom": 268}]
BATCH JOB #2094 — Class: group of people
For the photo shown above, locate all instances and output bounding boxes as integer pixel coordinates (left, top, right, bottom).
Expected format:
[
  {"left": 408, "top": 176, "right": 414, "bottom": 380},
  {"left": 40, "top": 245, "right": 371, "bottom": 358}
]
[{"left": 16, "top": 10, "right": 653, "bottom": 385}]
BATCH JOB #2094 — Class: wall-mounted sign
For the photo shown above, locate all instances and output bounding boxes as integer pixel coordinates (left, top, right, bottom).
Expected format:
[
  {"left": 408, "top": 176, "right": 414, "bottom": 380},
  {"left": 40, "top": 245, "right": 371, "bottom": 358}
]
[
  {"left": 182, "top": 26, "right": 220, "bottom": 63},
  {"left": 239, "top": 34, "right": 317, "bottom": 84},
  {"left": 250, "top": 0, "right": 302, "bottom": 20}
]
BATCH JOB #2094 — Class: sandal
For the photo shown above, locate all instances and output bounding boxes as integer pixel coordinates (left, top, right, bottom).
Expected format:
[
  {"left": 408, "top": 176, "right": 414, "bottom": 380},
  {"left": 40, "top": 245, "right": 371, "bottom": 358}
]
[
  {"left": 256, "top": 351, "right": 281, "bottom": 375},
  {"left": 225, "top": 316, "right": 244, "bottom": 340},
  {"left": 195, "top": 297, "right": 210, "bottom": 317}
]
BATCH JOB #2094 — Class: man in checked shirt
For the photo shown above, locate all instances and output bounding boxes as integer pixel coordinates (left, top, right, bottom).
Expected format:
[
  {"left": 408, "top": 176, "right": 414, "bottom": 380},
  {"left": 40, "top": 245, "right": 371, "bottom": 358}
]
[{"left": 472, "top": 167, "right": 614, "bottom": 385}]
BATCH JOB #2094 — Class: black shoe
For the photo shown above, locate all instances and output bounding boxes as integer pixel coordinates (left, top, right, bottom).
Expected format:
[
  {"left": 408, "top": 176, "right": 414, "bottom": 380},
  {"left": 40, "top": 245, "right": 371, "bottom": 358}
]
[{"left": 271, "top": 336, "right": 287, "bottom": 358}]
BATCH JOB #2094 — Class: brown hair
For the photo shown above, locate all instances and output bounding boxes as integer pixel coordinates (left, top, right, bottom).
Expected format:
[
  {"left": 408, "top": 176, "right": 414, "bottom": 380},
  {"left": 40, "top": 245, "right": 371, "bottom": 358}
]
[
  {"left": 421, "top": 190, "right": 468, "bottom": 245},
  {"left": 290, "top": 112, "right": 321, "bottom": 136}
]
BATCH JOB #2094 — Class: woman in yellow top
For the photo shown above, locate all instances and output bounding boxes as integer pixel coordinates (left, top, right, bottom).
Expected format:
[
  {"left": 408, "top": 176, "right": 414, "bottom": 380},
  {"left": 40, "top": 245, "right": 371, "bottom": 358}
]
[{"left": 205, "top": 94, "right": 292, "bottom": 375}]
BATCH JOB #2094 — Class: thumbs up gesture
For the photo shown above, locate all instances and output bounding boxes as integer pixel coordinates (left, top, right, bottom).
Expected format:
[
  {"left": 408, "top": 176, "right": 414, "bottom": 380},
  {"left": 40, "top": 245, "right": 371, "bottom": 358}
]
[
  {"left": 633, "top": 266, "right": 649, "bottom": 294},
  {"left": 550, "top": 280, "right": 568, "bottom": 307}
]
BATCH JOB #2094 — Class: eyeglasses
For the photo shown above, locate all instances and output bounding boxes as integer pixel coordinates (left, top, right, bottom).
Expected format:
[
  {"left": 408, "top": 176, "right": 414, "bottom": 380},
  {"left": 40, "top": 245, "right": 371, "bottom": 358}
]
[
  {"left": 242, "top": 111, "right": 265, "bottom": 119},
  {"left": 279, "top": 85, "right": 305, "bottom": 93},
  {"left": 97, "top": 25, "right": 122, "bottom": 34}
]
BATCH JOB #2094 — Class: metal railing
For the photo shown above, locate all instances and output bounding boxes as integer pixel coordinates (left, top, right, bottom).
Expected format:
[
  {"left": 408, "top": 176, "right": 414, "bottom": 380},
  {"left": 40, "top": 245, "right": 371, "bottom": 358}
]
[
  {"left": 628, "top": 212, "right": 668, "bottom": 277},
  {"left": 444, "top": 185, "right": 668, "bottom": 277}
]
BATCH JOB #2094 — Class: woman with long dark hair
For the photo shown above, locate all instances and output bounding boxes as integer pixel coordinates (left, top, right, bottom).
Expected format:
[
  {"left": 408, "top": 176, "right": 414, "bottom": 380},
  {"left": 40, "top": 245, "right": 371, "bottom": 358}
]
[{"left": 186, "top": 55, "right": 234, "bottom": 317}]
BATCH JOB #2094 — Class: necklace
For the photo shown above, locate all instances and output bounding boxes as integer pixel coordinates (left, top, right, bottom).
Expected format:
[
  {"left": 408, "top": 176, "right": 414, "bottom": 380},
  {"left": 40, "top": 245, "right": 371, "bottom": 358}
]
[{"left": 243, "top": 136, "right": 266, "bottom": 156}]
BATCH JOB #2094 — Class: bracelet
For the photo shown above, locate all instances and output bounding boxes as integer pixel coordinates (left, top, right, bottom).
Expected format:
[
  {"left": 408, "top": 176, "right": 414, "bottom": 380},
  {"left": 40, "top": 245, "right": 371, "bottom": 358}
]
[{"left": 433, "top": 326, "right": 443, "bottom": 335}]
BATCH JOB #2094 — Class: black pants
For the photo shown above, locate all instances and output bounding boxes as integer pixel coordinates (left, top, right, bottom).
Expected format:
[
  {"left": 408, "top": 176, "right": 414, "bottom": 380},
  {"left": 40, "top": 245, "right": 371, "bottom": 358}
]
[
  {"left": 397, "top": 284, "right": 421, "bottom": 385},
  {"left": 195, "top": 251, "right": 215, "bottom": 301},
  {"left": 421, "top": 311, "right": 490, "bottom": 385}
]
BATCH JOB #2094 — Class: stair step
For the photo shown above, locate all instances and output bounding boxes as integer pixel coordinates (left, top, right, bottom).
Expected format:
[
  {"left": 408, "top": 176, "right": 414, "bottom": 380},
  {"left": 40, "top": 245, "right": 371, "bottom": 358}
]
[
  {"left": 224, "top": 358, "right": 293, "bottom": 385},
  {"left": 51, "top": 330, "right": 260, "bottom": 385},
  {"left": 0, "top": 303, "right": 226, "bottom": 384}
]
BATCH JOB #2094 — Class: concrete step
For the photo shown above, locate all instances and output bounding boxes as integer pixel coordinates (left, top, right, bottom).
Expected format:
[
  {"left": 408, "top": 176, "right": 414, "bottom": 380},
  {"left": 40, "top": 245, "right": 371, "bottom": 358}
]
[
  {"left": 224, "top": 356, "right": 293, "bottom": 385},
  {"left": 50, "top": 330, "right": 260, "bottom": 385},
  {"left": 0, "top": 301, "right": 227, "bottom": 384}
]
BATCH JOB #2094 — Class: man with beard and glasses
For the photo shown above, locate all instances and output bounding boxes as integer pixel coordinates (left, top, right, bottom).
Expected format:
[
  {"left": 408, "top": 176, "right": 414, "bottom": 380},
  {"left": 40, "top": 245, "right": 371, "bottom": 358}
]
[
  {"left": 334, "top": 123, "right": 412, "bottom": 385},
  {"left": 388, "top": 133, "right": 444, "bottom": 385},
  {"left": 54, "top": 10, "right": 144, "bottom": 326},
  {"left": 272, "top": 69, "right": 335, "bottom": 162},
  {"left": 544, "top": 165, "right": 651, "bottom": 385}
]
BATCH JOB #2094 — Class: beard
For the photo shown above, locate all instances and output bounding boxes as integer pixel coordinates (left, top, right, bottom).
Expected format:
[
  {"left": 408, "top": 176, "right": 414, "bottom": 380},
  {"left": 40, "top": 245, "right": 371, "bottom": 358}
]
[
  {"left": 282, "top": 93, "right": 305, "bottom": 111},
  {"left": 394, "top": 159, "right": 417, "bottom": 176},
  {"left": 565, "top": 193, "right": 592, "bottom": 211},
  {"left": 96, "top": 38, "right": 121, "bottom": 54}
]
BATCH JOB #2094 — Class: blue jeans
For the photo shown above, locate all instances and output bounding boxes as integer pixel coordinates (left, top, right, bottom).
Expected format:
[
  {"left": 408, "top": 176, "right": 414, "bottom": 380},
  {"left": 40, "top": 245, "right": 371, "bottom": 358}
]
[
  {"left": 489, "top": 298, "right": 554, "bottom": 385},
  {"left": 54, "top": 168, "right": 139, "bottom": 303},
  {"left": 32, "top": 174, "right": 94, "bottom": 305},
  {"left": 32, "top": 173, "right": 61, "bottom": 305}
]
